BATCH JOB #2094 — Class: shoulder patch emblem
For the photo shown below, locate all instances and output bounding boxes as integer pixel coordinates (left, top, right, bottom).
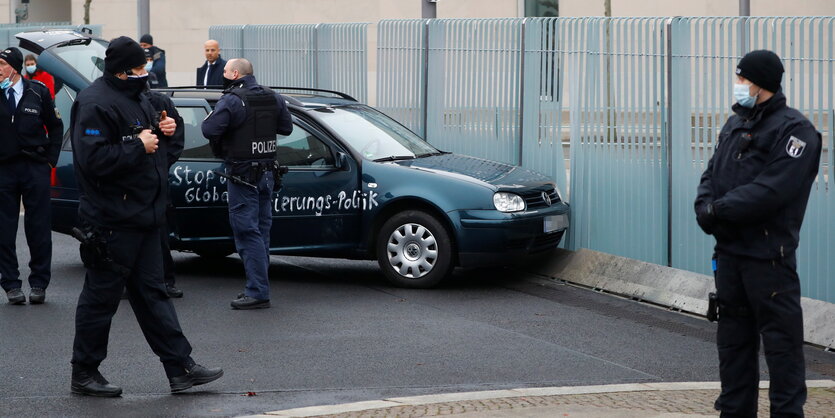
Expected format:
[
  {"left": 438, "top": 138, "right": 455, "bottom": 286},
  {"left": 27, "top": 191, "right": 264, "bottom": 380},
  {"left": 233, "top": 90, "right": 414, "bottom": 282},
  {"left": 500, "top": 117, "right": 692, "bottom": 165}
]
[{"left": 785, "top": 136, "right": 806, "bottom": 158}]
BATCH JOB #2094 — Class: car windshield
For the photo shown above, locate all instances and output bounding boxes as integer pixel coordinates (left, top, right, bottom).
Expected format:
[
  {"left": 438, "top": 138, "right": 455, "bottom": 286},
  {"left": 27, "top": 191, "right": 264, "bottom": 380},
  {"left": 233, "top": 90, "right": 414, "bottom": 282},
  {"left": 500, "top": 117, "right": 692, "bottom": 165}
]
[
  {"left": 314, "top": 105, "right": 439, "bottom": 161},
  {"left": 50, "top": 39, "right": 106, "bottom": 83}
]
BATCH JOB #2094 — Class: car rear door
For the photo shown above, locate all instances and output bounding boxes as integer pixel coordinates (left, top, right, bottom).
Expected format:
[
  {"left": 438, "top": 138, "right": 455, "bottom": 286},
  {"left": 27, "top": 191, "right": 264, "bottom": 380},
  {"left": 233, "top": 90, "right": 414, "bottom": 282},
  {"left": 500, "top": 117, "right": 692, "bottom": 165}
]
[{"left": 168, "top": 98, "right": 232, "bottom": 243}]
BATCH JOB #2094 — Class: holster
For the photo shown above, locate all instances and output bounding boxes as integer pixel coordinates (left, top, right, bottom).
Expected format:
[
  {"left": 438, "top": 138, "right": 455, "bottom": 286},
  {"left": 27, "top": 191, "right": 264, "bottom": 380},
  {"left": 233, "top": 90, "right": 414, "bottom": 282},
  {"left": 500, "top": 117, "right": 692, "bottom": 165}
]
[
  {"left": 707, "top": 292, "right": 719, "bottom": 322},
  {"left": 270, "top": 161, "right": 288, "bottom": 191},
  {"left": 71, "top": 227, "right": 131, "bottom": 277}
]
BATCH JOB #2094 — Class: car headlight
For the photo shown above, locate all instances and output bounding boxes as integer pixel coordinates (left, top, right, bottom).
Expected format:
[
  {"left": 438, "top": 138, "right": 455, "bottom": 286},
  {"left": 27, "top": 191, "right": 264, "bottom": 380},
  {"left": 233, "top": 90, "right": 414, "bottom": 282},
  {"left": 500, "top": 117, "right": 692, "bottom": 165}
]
[{"left": 493, "top": 192, "right": 526, "bottom": 212}]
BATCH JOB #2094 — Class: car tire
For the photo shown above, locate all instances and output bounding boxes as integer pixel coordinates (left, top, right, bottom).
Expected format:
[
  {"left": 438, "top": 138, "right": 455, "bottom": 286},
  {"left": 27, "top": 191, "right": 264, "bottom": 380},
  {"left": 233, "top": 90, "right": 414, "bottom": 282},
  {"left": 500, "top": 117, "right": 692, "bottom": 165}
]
[
  {"left": 376, "top": 210, "right": 453, "bottom": 288},
  {"left": 194, "top": 249, "right": 234, "bottom": 258}
]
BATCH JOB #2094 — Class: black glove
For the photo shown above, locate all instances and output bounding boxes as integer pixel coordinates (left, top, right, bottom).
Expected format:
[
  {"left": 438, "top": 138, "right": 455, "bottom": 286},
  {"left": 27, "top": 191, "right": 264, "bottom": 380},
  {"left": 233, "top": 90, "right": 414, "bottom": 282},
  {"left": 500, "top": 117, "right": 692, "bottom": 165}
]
[{"left": 696, "top": 203, "right": 715, "bottom": 235}]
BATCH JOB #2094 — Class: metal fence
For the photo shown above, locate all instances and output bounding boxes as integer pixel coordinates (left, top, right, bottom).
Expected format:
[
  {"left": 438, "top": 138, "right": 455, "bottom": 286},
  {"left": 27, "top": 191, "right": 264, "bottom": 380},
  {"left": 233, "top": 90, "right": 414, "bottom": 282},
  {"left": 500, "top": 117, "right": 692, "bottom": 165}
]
[
  {"left": 209, "top": 23, "right": 368, "bottom": 102},
  {"left": 377, "top": 17, "right": 835, "bottom": 303},
  {"left": 0, "top": 22, "right": 103, "bottom": 49}
]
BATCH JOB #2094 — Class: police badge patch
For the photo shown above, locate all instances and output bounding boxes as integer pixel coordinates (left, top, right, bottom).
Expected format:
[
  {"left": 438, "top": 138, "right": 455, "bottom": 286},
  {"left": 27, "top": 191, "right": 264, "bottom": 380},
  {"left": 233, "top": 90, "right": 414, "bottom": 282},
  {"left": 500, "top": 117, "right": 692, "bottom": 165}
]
[{"left": 785, "top": 136, "right": 806, "bottom": 158}]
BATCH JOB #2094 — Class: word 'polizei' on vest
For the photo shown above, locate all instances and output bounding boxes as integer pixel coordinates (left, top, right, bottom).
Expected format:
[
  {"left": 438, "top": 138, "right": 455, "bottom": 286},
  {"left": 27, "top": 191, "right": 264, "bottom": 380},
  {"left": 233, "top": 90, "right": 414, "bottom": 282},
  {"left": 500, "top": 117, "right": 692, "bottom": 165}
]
[{"left": 225, "top": 87, "right": 279, "bottom": 160}]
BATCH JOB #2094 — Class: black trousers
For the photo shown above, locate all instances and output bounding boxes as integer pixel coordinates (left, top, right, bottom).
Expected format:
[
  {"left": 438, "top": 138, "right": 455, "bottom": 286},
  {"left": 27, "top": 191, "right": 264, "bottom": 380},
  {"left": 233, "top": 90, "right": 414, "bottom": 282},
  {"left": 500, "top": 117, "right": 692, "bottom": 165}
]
[
  {"left": 71, "top": 227, "right": 193, "bottom": 378},
  {"left": 714, "top": 253, "right": 806, "bottom": 417},
  {"left": 0, "top": 160, "right": 52, "bottom": 291}
]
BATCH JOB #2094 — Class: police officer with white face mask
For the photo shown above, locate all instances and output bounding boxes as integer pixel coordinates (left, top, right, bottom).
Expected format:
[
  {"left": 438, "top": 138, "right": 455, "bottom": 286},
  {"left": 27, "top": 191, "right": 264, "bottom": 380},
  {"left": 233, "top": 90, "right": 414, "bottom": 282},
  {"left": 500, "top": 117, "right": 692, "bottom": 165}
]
[
  {"left": 695, "top": 50, "right": 822, "bottom": 417},
  {"left": 0, "top": 47, "right": 63, "bottom": 305}
]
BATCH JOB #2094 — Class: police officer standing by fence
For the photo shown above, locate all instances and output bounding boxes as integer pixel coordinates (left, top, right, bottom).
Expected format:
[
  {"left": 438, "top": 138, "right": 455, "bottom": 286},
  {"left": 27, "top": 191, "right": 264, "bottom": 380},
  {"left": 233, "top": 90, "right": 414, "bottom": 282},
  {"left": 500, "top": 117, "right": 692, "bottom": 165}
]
[
  {"left": 201, "top": 58, "right": 292, "bottom": 310},
  {"left": 0, "top": 47, "right": 63, "bottom": 305},
  {"left": 695, "top": 50, "right": 821, "bottom": 417},
  {"left": 69, "top": 36, "right": 221, "bottom": 397}
]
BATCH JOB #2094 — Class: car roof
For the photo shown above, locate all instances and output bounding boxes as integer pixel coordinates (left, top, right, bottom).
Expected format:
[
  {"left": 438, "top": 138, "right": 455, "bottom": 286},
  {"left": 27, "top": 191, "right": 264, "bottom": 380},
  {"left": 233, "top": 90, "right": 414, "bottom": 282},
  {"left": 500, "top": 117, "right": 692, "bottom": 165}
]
[
  {"left": 15, "top": 28, "right": 97, "bottom": 54},
  {"left": 155, "top": 87, "right": 360, "bottom": 109}
]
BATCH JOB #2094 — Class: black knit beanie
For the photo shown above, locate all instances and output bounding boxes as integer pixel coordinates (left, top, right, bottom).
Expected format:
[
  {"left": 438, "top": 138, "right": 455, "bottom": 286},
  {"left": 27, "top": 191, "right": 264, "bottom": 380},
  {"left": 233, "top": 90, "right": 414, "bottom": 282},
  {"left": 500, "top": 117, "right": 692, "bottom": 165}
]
[
  {"left": 140, "top": 34, "right": 153, "bottom": 45},
  {"left": 0, "top": 47, "right": 23, "bottom": 73},
  {"left": 736, "top": 50, "right": 784, "bottom": 93},
  {"left": 105, "top": 36, "right": 147, "bottom": 74}
]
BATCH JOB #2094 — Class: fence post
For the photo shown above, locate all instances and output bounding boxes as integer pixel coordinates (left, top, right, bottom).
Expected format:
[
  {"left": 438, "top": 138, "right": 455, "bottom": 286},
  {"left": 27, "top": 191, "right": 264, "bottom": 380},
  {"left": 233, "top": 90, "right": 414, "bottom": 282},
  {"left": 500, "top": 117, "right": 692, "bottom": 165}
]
[
  {"left": 422, "top": 20, "right": 430, "bottom": 140},
  {"left": 665, "top": 18, "right": 674, "bottom": 267},
  {"left": 518, "top": 18, "right": 528, "bottom": 166},
  {"left": 314, "top": 23, "right": 322, "bottom": 89}
]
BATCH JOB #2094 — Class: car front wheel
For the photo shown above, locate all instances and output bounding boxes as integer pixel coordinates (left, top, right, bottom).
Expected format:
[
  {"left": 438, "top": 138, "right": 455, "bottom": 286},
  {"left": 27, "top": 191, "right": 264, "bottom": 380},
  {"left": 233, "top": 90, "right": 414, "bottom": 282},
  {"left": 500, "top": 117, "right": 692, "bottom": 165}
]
[{"left": 376, "top": 210, "right": 453, "bottom": 288}]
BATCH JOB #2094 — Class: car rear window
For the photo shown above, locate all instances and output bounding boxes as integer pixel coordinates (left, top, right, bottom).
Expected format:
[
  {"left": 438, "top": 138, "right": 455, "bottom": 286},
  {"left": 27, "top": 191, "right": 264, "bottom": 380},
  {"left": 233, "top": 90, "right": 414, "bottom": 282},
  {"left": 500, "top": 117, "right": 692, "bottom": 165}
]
[{"left": 178, "top": 106, "right": 215, "bottom": 159}]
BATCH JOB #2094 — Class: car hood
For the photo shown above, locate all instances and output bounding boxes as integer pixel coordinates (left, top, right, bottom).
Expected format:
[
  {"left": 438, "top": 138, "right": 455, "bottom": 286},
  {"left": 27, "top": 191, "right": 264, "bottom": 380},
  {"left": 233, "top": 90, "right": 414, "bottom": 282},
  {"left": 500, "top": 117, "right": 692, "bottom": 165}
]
[{"left": 391, "top": 154, "right": 554, "bottom": 191}]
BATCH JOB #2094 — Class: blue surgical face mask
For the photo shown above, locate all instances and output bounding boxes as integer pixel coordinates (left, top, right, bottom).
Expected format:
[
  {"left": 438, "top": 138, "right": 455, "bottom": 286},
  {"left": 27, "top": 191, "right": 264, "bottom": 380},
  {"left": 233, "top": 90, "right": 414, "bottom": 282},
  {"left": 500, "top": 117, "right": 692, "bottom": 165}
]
[
  {"left": 0, "top": 77, "right": 10, "bottom": 90},
  {"left": 25, "top": 65, "right": 36, "bottom": 74},
  {"left": 734, "top": 83, "right": 758, "bottom": 108},
  {"left": 144, "top": 61, "right": 153, "bottom": 72}
]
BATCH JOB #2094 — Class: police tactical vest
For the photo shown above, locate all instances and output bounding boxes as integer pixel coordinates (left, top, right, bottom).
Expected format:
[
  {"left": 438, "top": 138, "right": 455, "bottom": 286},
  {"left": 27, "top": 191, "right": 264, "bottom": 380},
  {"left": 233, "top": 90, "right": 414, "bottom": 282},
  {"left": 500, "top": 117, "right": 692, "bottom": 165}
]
[{"left": 225, "top": 87, "right": 279, "bottom": 161}]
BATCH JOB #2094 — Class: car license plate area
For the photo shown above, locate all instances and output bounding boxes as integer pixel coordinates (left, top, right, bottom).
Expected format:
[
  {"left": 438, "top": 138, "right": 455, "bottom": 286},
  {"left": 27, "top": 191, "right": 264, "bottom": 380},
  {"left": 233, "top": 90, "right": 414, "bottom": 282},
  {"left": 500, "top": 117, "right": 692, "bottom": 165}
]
[{"left": 543, "top": 215, "right": 568, "bottom": 233}]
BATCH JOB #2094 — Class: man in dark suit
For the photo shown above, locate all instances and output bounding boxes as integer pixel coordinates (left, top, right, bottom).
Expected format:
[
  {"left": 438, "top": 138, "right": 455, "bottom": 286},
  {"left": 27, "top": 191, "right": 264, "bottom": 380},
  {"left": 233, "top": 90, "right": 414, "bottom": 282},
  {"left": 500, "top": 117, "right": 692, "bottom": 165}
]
[{"left": 196, "top": 40, "right": 226, "bottom": 88}]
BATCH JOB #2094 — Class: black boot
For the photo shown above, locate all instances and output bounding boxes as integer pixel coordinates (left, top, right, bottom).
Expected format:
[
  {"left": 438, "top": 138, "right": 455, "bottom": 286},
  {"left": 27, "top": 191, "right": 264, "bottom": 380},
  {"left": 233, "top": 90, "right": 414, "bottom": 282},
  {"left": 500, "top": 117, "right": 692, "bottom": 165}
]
[
  {"left": 71, "top": 368, "right": 123, "bottom": 397},
  {"left": 165, "top": 284, "right": 183, "bottom": 298},
  {"left": 230, "top": 295, "right": 270, "bottom": 310},
  {"left": 169, "top": 364, "right": 223, "bottom": 393}
]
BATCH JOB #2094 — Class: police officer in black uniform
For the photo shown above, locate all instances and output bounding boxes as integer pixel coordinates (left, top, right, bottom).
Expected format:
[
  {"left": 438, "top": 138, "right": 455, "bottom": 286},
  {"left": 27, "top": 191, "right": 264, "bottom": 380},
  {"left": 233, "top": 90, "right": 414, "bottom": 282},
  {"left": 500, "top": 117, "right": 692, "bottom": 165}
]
[
  {"left": 70, "top": 36, "right": 221, "bottom": 397},
  {"left": 201, "top": 58, "right": 292, "bottom": 310},
  {"left": 695, "top": 50, "right": 821, "bottom": 417},
  {"left": 0, "top": 47, "right": 63, "bottom": 305}
]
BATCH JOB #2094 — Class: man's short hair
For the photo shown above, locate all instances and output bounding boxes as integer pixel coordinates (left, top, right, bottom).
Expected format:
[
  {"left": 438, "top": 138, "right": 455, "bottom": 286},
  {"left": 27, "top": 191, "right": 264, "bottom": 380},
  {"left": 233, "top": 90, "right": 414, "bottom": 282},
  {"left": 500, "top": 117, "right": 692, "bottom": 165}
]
[{"left": 228, "top": 58, "right": 253, "bottom": 76}]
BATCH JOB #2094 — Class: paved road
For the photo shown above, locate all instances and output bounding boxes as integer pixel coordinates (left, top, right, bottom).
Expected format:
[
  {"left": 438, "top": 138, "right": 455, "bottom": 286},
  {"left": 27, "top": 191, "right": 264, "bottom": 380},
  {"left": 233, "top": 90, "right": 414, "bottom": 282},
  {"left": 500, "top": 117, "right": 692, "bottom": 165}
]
[{"left": 1, "top": 222, "right": 833, "bottom": 417}]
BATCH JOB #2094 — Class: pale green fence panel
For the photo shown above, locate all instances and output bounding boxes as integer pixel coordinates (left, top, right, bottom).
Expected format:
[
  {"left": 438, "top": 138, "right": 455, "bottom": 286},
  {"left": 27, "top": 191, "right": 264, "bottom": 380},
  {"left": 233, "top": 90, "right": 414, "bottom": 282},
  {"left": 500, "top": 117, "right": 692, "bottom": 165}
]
[
  {"left": 209, "top": 23, "right": 368, "bottom": 101},
  {"left": 316, "top": 23, "right": 368, "bottom": 103},
  {"left": 243, "top": 24, "right": 318, "bottom": 88},
  {"left": 520, "top": 17, "right": 569, "bottom": 201},
  {"left": 425, "top": 19, "right": 524, "bottom": 164},
  {"left": 376, "top": 19, "right": 428, "bottom": 137},
  {"left": 567, "top": 18, "right": 669, "bottom": 265},
  {"left": 208, "top": 24, "right": 245, "bottom": 60}
]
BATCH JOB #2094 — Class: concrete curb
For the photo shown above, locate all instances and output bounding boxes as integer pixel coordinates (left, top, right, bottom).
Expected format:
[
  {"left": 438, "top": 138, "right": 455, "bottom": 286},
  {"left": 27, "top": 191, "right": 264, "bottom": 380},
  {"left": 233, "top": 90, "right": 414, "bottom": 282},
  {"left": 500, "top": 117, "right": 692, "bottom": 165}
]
[
  {"left": 525, "top": 248, "right": 835, "bottom": 349},
  {"left": 247, "top": 380, "right": 835, "bottom": 417}
]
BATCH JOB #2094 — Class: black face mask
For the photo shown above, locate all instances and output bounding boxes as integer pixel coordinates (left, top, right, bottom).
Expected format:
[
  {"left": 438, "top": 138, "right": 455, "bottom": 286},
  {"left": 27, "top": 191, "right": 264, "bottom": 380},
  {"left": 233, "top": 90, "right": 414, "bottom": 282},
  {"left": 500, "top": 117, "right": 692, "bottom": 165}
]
[
  {"left": 106, "top": 72, "right": 148, "bottom": 97},
  {"left": 222, "top": 76, "right": 236, "bottom": 90}
]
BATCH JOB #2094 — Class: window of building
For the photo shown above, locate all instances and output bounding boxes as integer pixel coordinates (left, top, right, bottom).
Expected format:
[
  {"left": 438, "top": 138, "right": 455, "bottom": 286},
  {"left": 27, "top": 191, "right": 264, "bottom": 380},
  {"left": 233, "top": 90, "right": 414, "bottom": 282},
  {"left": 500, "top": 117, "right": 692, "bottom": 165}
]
[{"left": 525, "top": 0, "right": 559, "bottom": 17}]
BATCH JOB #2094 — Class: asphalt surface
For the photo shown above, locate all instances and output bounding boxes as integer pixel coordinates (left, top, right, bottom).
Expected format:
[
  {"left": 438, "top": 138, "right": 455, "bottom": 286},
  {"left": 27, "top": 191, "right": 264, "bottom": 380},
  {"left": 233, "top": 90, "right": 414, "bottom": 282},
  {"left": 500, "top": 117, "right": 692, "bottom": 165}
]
[{"left": 1, "top": 218, "right": 834, "bottom": 417}]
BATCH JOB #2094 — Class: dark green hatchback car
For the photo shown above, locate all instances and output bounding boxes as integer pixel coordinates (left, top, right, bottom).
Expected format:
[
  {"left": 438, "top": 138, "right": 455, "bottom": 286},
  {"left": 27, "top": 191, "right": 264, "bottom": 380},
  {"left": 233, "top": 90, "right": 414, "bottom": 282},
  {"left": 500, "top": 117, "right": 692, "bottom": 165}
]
[{"left": 29, "top": 30, "right": 569, "bottom": 288}]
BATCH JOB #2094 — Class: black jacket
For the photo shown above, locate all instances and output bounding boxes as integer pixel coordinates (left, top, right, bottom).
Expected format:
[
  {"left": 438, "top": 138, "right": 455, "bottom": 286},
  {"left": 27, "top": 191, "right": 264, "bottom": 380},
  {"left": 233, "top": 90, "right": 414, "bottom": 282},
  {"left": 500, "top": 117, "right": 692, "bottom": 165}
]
[
  {"left": 149, "top": 46, "right": 168, "bottom": 88},
  {"left": 201, "top": 75, "right": 293, "bottom": 158},
  {"left": 70, "top": 74, "right": 174, "bottom": 230},
  {"left": 196, "top": 56, "right": 227, "bottom": 87},
  {"left": 695, "top": 91, "right": 822, "bottom": 260},
  {"left": 0, "top": 78, "right": 64, "bottom": 166}
]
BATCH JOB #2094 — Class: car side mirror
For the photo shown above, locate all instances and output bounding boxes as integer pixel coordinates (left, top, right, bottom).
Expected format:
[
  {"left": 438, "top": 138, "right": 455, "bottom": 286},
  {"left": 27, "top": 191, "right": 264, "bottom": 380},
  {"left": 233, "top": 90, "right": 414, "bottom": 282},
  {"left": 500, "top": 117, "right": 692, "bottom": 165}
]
[{"left": 335, "top": 152, "right": 350, "bottom": 170}]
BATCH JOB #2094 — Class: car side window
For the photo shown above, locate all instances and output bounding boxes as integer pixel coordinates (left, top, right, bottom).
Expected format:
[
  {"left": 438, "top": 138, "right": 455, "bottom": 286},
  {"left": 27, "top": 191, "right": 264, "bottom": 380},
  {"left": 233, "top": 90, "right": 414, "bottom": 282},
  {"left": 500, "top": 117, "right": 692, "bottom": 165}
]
[
  {"left": 178, "top": 106, "right": 215, "bottom": 159},
  {"left": 277, "top": 125, "right": 335, "bottom": 168}
]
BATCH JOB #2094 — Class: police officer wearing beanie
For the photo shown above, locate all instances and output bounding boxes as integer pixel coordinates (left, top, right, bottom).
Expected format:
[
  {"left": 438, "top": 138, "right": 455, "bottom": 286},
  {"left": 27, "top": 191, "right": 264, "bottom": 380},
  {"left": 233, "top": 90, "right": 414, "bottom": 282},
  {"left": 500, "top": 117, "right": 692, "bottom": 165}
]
[
  {"left": 695, "top": 50, "right": 821, "bottom": 417},
  {"left": 201, "top": 58, "right": 292, "bottom": 309},
  {"left": 70, "top": 36, "right": 221, "bottom": 397},
  {"left": 0, "top": 47, "right": 63, "bottom": 305}
]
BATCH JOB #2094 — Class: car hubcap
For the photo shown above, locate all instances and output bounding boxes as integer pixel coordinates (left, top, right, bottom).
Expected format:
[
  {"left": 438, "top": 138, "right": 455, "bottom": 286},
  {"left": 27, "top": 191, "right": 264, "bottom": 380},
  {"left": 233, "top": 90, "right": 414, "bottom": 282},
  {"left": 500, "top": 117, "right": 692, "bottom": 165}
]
[{"left": 386, "top": 223, "right": 438, "bottom": 279}]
